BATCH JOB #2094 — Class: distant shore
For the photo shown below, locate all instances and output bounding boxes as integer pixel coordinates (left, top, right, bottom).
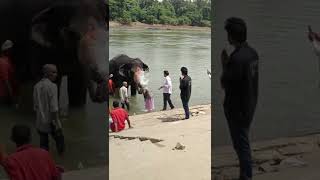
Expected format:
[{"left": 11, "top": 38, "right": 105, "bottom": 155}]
[{"left": 109, "top": 21, "right": 211, "bottom": 31}]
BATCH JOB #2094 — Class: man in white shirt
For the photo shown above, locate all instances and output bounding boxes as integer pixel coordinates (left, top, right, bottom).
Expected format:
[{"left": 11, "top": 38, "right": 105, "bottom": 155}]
[
  {"left": 33, "top": 64, "right": 65, "bottom": 155},
  {"left": 119, "top": 81, "right": 130, "bottom": 111},
  {"left": 159, "top": 70, "right": 174, "bottom": 110}
]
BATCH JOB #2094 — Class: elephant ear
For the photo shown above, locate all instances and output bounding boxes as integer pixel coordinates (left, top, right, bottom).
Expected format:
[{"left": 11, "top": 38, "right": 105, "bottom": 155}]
[
  {"left": 119, "top": 64, "right": 132, "bottom": 77},
  {"left": 31, "top": 7, "right": 53, "bottom": 48}
]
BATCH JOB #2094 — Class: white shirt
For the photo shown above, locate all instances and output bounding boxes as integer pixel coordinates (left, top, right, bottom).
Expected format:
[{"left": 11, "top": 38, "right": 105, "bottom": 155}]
[
  {"left": 163, "top": 76, "right": 172, "bottom": 94},
  {"left": 33, "top": 78, "right": 59, "bottom": 133},
  {"left": 119, "top": 86, "right": 128, "bottom": 102}
]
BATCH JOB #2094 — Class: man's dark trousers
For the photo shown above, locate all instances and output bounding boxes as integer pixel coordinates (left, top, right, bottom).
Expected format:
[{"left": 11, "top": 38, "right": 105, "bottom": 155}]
[
  {"left": 38, "top": 129, "right": 65, "bottom": 155},
  {"left": 224, "top": 106, "right": 254, "bottom": 180},
  {"left": 121, "top": 101, "right": 130, "bottom": 111},
  {"left": 163, "top": 93, "right": 174, "bottom": 110},
  {"left": 181, "top": 97, "right": 190, "bottom": 119}
]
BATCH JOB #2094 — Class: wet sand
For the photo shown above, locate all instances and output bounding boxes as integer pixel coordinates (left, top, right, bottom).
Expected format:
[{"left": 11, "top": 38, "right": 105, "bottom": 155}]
[{"left": 109, "top": 104, "right": 211, "bottom": 180}]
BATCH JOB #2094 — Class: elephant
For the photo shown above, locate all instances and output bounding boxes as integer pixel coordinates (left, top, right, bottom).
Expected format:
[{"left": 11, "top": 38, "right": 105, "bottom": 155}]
[
  {"left": 109, "top": 54, "right": 149, "bottom": 96},
  {"left": 0, "top": 0, "right": 109, "bottom": 107}
]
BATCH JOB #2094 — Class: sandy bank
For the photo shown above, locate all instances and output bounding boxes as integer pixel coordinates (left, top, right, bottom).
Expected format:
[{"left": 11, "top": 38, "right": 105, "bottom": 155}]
[
  {"left": 214, "top": 133, "right": 320, "bottom": 180},
  {"left": 109, "top": 104, "right": 211, "bottom": 180},
  {"left": 109, "top": 21, "right": 211, "bottom": 31}
]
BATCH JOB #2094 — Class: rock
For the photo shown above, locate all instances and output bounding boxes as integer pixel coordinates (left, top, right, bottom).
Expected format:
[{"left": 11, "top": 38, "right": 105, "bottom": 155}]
[
  {"left": 253, "top": 150, "right": 285, "bottom": 164},
  {"left": 279, "top": 157, "right": 308, "bottom": 168},
  {"left": 278, "top": 143, "right": 316, "bottom": 156},
  {"left": 174, "top": 142, "right": 186, "bottom": 150},
  {"left": 278, "top": 146, "right": 305, "bottom": 156},
  {"left": 258, "top": 162, "right": 279, "bottom": 173}
]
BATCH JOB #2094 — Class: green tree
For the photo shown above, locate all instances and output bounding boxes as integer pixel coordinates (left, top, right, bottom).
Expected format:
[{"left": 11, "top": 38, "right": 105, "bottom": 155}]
[{"left": 108, "top": 0, "right": 211, "bottom": 27}]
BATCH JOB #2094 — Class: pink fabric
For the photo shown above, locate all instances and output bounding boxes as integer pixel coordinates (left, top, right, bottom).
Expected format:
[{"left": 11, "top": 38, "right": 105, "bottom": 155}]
[{"left": 145, "top": 97, "right": 154, "bottom": 111}]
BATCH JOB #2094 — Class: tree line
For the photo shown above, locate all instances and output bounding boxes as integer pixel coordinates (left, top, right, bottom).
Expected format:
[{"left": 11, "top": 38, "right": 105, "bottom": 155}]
[{"left": 109, "top": 0, "right": 211, "bottom": 27}]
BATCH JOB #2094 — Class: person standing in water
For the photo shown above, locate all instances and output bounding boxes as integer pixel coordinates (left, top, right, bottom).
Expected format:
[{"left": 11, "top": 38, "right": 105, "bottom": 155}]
[
  {"left": 221, "top": 17, "right": 259, "bottom": 180},
  {"left": 108, "top": 74, "right": 115, "bottom": 95},
  {"left": 0, "top": 40, "right": 19, "bottom": 107},
  {"left": 33, "top": 64, "right": 65, "bottom": 155},
  {"left": 159, "top": 70, "right": 174, "bottom": 111},
  {"left": 119, "top": 81, "right": 130, "bottom": 111},
  {"left": 143, "top": 88, "right": 154, "bottom": 112},
  {"left": 179, "top": 67, "right": 192, "bottom": 120}
]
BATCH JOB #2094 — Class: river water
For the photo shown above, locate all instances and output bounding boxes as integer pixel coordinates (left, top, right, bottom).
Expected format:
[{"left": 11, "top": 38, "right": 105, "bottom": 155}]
[
  {"left": 213, "top": 0, "right": 320, "bottom": 146},
  {"left": 109, "top": 28, "right": 211, "bottom": 115}
]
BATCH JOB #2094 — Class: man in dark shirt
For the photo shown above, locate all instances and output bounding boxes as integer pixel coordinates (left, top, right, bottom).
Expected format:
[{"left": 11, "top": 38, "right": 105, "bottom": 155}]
[
  {"left": 221, "top": 17, "right": 259, "bottom": 180},
  {"left": 0, "top": 124, "right": 62, "bottom": 180},
  {"left": 179, "top": 67, "right": 192, "bottom": 120}
]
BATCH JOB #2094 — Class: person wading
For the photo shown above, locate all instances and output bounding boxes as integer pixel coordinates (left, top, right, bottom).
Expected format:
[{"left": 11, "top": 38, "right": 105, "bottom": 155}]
[
  {"left": 221, "top": 17, "right": 259, "bottom": 180},
  {"left": 179, "top": 67, "right": 192, "bottom": 120},
  {"left": 108, "top": 74, "right": 115, "bottom": 95},
  {"left": 0, "top": 40, "right": 19, "bottom": 107},
  {"left": 0, "top": 125, "right": 62, "bottom": 180},
  {"left": 159, "top": 70, "right": 174, "bottom": 111},
  {"left": 33, "top": 64, "right": 65, "bottom": 155},
  {"left": 119, "top": 81, "right": 130, "bottom": 111}
]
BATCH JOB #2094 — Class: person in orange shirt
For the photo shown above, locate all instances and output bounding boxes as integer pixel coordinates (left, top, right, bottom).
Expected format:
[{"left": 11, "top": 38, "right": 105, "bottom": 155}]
[
  {"left": 0, "top": 40, "right": 18, "bottom": 107},
  {"left": 109, "top": 101, "right": 132, "bottom": 132},
  {"left": 108, "top": 74, "right": 115, "bottom": 95}
]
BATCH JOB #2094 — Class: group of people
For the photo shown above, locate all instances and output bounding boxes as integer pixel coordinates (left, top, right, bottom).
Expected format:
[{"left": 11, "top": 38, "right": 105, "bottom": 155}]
[
  {"left": 0, "top": 39, "right": 65, "bottom": 179},
  {"left": 108, "top": 67, "right": 192, "bottom": 133}
]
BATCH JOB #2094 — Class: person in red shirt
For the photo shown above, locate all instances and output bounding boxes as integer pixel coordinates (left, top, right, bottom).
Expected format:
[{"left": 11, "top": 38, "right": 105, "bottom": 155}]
[
  {"left": 108, "top": 74, "right": 115, "bottom": 95},
  {"left": 0, "top": 40, "right": 18, "bottom": 107},
  {"left": 110, "top": 101, "right": 132, "bottom": 132},
  {"left": 0, "top": 124, "right": 62, "bottom": 180}
]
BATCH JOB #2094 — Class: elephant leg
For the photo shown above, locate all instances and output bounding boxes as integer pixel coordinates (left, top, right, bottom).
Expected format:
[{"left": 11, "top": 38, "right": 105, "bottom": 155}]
[
  {"left": 68, "top": 72, "right": 87, "bottom": 107},
  {"left": 55, "top": 74, "right": 63, "bottom": 101}
]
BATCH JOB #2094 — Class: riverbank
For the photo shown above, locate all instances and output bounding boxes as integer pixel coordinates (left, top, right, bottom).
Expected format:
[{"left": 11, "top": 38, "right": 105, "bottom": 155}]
[
  {"left": 213, "top": 133, "right": 320, "bottom": 180},
  {"left": 109, "top": 104, "right": 211, "bottom": 180},
  {"left": 109, "top": 21, "right": 211, "bottom": 31}
]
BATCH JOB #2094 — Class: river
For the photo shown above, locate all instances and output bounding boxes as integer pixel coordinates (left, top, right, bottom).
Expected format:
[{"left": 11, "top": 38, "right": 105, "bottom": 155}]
[
  {"left": 109, "top": 28, "right": 211, "bottom": 115},
  {"left": 213, "top": 0, "right": 320, "bottom": 146}
]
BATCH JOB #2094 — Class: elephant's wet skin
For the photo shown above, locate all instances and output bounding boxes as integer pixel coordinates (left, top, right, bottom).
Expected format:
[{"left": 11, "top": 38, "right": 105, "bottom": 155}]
[
  {"left": 109, "top": 54, "right": 149, "bottom": 96},
  {"left": 0, "top": 0, "right": 108, "bottom": 107}
]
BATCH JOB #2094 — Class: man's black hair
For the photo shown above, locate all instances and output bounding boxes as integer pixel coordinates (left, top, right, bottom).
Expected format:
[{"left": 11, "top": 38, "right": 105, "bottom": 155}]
[
  {"left": 11, "top": 125, "right": 31, "bottom": 146},
  {"left": 113, "top": 100, "right": 119, "bottom": 108},
  {"left": 181, "top": 67, "right": 188, "bottom": 75},
  {"left": 224, "top": 17, "right": 247, "bottom": 43},
  {"left": 164, "top": 70, "right": 169, "bottom": 76}
]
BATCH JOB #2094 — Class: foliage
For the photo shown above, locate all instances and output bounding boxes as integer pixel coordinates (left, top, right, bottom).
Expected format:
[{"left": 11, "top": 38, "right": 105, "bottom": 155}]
[{"left": 108, "top": 0, "right": 211, "bottom": 27}]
